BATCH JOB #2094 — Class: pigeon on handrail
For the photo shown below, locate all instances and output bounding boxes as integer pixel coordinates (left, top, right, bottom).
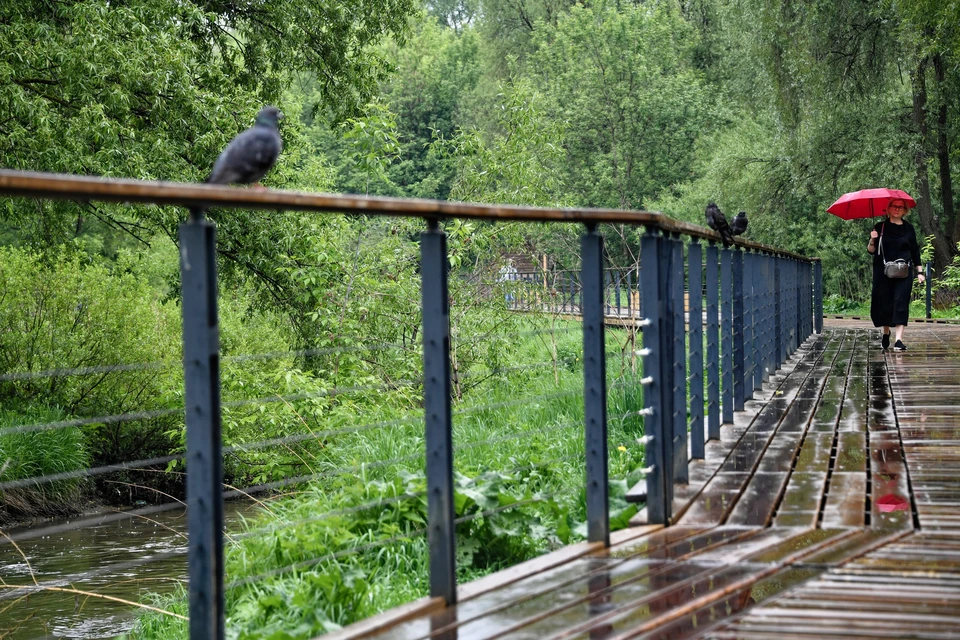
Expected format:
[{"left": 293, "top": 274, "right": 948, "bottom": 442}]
[
  {"left": 731, "top": 210, "right": 748, "bottom": 237},
  {"left": 705, "top": 202, "right": 734, "bottom": 246},
  {"left": 189, "top": 106, "right": 283, "bottom": 221}
]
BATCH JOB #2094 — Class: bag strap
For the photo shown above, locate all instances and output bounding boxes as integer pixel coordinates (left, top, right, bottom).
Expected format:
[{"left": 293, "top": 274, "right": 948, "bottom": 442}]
[{"left": 878, "top": 222, "right": 885, "bottom": 261}]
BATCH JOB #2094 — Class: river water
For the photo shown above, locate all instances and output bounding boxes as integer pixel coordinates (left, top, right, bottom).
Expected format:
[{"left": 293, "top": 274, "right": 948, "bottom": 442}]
[{"left": 0, "top": 503, "right": 253, "bottom": 639}]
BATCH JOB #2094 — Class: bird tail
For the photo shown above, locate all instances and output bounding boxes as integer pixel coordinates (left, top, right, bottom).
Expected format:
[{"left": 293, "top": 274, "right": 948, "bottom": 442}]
[{"left": 719, "top": 224, "right": 735, "bottom": 246}]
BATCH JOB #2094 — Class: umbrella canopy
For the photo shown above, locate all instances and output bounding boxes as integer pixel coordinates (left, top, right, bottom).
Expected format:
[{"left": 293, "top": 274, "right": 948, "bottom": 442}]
[{"left": 826, "top": 188, "right": 916, "bottom": 220}]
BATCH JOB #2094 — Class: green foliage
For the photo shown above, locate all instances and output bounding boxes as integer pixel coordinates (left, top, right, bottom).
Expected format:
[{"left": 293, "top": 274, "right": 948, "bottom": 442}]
[
  {"left": 936, "top": 243, "right": 960, "bottom": 293},
  {"left": 531, "top": 1, "right": 715, "bottom": 210},
  {"left": 0, "top": 0, "right": 418, "bottom": 253},
  {"left": 341, "top": 102, "right": 402, "bottom": 195},
  {"left": 441, "top": 79, "right": 568, "bottom": 206}
]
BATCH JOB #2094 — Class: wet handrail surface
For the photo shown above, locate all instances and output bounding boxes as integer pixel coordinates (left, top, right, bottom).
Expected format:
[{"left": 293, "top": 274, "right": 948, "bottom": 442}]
[{"left": 0, "top": 169, "right": 818, "bottom": 261}]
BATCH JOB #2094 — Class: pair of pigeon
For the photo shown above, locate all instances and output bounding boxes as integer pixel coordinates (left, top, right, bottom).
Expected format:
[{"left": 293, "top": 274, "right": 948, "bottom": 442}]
[
  {"left": 705, "top": 202, "right": 747, "bottom": 246},
  {"left": 190, "top": 105, "right": 283, "bottom": 220}
]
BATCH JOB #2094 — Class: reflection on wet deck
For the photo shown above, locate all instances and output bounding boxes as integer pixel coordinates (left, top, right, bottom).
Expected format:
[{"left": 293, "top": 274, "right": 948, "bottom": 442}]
[{"left": 326, "top": 322, "right": 960, "bottom": 640}]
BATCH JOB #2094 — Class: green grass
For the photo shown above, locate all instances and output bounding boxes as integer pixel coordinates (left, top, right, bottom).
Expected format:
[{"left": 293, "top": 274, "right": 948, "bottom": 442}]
[
  {"left": 0, "top": 405, "right": 90, "bottom": 520},
  {"left": 132, "top": 320, "right": 647, "bottom": 639},
  {"left": 823, "top": 294, "right": 960, "bottom": 320}
]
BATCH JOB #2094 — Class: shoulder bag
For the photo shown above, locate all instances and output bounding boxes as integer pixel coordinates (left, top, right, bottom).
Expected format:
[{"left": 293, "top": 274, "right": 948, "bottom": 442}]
[{"left": 879, "top": 223, "right": 910, "bottom": 279}]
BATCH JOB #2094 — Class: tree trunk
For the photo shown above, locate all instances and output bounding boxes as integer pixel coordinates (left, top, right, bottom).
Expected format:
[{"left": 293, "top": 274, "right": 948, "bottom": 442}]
[
  {"left": 933, "top": 54, "right": 957, "bottom": 249},
  {"left": 910, "top": 56, "right": 953, "bottom": 274}
]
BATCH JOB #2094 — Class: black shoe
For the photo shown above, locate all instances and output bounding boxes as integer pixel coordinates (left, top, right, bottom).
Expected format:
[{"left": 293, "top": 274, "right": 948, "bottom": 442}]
[
  {"left": 894, "top": 340, "right": 907, "bottom": 352},
  {"left": 881, "top": 333, "right": 890, "bottom": 350}
]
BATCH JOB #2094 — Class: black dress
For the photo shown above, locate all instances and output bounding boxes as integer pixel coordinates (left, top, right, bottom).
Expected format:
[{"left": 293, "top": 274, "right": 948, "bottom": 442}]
[{"left": 870, "top": 219, "right": 921, "bottom": 327}]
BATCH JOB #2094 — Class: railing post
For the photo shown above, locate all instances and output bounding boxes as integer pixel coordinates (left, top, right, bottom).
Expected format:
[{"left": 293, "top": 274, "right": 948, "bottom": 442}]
[
  {"left": 745, "top": 251, "right": 757, "bottom": 397},
  {"left": 640, "top": 227, "right": 673, "bottom": 524},
  {"left": 786, "top": 259, "right": 796, "bottom": 354},
  {"left": 795, "top": 259, "right": 803, "bottom": 344},
  {"left": 925, "top": 261, "right": 932, "bottom": 320},
  {"left": 421, "top": 219, "right": 457, "bottom": 605},
  {"left": 720, "top": 247, "right": 734, "bottom": 424},
  {"left": 180, "top": 218, "right": 225, "bottom": 640},
  {"left": 582, "top": 225, "right": 610, "bottom": 545},
  {"left": 775, "top": 257, "right": 783, "bottom": 368},
  {"left": 815, "top": 259, "right": 823, "bottom": 333},
  {"left": 668, "top": 235, "right": 688, "bottom": 484},
  {"left": 764, "top": 254, "right": 774, "bottom": 380},
  {"left": 705, "top": 243, "right": 720, "bottom": 440},
  {"left": 732, "top": 248, "right": 745, "bottom": 411},
  {"left": 688, "top": 241, "right": 704, "bottom": 459}
]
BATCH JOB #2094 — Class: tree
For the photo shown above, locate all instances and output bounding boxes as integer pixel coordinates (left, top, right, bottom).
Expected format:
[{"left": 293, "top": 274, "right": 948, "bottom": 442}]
[
  {"left": 530, "top": 2, "right": 716, "bottom": 212},
  {"left": 0, "top": 0, "right": 418, "bottom": 247}
]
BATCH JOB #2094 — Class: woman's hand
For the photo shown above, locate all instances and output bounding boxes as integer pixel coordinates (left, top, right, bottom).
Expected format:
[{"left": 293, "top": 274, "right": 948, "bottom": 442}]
[
  {"left": 870, "top": 230, "right": 879, "bottom": 239},
  {"left": 918, "top": 273, "right": 926, "bottom": 284}
]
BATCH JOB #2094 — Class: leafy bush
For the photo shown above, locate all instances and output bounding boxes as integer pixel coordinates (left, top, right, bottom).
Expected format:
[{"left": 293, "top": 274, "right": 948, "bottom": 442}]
[
  {"left": 822, "top": 294, "right": 864, "bottom": 314},
  {"left": 0, "top": 247, "right": 183, "bottom": 494}
]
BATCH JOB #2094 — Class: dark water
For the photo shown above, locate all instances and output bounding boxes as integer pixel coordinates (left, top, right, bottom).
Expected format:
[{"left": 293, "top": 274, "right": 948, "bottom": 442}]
[{"left": 0, "top": 504, "right": 253, "bottom": 639}]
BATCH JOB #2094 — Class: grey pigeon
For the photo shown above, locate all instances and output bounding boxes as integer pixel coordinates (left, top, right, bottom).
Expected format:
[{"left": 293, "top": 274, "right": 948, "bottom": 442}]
[
  {"left": 731, "top": 210, "right": 748, "bottom": 236},
  {"left": 190, "top": 106, "right": 283, "bottom": 220},
  {"left": 705, "top": 202, "right": 734, "bottom": 246}
]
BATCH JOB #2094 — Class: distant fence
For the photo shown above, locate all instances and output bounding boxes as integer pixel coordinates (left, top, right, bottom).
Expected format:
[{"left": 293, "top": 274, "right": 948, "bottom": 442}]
[{"left": 0, "top": 170, "right": 821, "bottom": 640}]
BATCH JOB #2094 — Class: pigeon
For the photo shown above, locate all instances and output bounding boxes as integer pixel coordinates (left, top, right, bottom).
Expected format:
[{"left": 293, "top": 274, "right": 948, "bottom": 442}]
[
  {"left": 731, "top": 210, "right": 748, "bottom": 236},
  {"left": 705, "top": 202, "right": 735, "bottom": 246},
  {"left": 190, "top": 106, "right": 283, "bottom": 220}
]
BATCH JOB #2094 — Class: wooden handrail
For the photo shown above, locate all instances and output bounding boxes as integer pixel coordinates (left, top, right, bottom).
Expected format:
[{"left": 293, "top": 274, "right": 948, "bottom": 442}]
[{"left": 0, "top": 169, "right": 817, "bottom": 261}]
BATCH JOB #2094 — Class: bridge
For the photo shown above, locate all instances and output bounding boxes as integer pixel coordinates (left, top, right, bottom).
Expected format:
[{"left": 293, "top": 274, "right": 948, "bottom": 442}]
[{"left": 0, "top": 170, "right": 956, "bottom": 639}]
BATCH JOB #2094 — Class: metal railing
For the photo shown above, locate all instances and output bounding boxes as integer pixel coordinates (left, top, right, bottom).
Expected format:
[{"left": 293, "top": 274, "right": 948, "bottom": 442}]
[{"left": 0, "top": 169, "right": 822, "bottom": 639}]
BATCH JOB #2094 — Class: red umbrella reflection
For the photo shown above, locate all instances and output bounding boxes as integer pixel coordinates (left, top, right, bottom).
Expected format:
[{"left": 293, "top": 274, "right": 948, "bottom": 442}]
[{"left": 876, "top": 494, "right": 910, "bottom": 512}]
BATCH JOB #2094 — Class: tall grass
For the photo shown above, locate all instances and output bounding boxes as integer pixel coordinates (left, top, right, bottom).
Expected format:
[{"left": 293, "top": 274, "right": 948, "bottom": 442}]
[{"left": 0, "top": 405, "right": 90, "bottom": 521}]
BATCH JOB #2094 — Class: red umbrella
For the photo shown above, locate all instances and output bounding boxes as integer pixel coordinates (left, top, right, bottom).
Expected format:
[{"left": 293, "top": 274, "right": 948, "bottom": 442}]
[{"left": 826, "top": 188, "right": 916, "bottom": 220}]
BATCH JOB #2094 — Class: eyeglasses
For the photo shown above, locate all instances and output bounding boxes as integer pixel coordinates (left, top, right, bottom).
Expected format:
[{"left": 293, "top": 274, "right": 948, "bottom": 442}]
[{"left": 889, "top": 205, "right": 906, "bottom": 211}]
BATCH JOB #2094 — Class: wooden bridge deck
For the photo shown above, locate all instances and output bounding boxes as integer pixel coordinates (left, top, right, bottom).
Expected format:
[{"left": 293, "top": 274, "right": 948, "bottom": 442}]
[{"left": 329, "top": 320, "right": 960, "bottom": 640}]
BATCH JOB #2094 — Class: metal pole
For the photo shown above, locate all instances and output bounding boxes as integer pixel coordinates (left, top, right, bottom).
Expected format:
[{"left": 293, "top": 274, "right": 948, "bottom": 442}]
[
  {"left": 705, "top": 243, "right": 720, "bottom": 440},
  {"left": 759, "top": 254, "right": 768, "bottom": 381},
  {"left": 421, "top": 220, "right": 457, "bottom": 605},
  {"left": 688, "top": 241, "right": 704, "bottom": 459},
  {"left": 775, "top": 257, "right": 782, "bottom": 367},
  {"left": 795, "top": 259, "right": 803, "bottom": 345},
  {"left": 720, "top": 248, "right": 733, "bottom": 424},
  {"left": 765, "top": 254, "right": 778, "bottom": 382},
  {"left": 180, "top": 218, "right": 225, "bottom": 640},
  {"left": 743, "top": 251, "right": 755, "bottom": 398},
  {"left": 640, "top": 228, "right": 673, "bottom": 524},
  {"left": 582, "top": 225, "right": 610, "bottom": 545},
  {"left": 732, "top": 248, "right": 745, "bottom": 411},
  {"left": 814, "top": 260, "right": 823, "bottom": 333},
  {"left": 925, "top": 261, "right": 932, "bottom": 320},
  {"left": 668, "top": 235, "right": 688, "bottom": 484}
]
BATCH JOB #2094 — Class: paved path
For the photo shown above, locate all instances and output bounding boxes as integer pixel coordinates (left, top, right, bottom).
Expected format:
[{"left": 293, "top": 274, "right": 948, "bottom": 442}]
[{"left": 328, "top": 321, "right": 960, "bottom": 640}]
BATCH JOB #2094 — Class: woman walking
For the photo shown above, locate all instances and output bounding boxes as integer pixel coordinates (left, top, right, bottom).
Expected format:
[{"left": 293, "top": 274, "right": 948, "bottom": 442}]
[{"left": 867, "top": 198, "right": 926, "bottom": 351}]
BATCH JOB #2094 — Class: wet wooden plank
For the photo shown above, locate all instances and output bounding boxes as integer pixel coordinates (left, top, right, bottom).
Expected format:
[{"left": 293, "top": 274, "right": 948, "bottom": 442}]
[{"left": 821, "top": 472, "right": 867, "bottom": 528}]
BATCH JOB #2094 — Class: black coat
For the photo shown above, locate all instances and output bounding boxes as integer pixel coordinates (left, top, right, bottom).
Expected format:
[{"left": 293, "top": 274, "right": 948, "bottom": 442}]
[{"left": 870, "top": 219, "right": 921, "bottom": 327}]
